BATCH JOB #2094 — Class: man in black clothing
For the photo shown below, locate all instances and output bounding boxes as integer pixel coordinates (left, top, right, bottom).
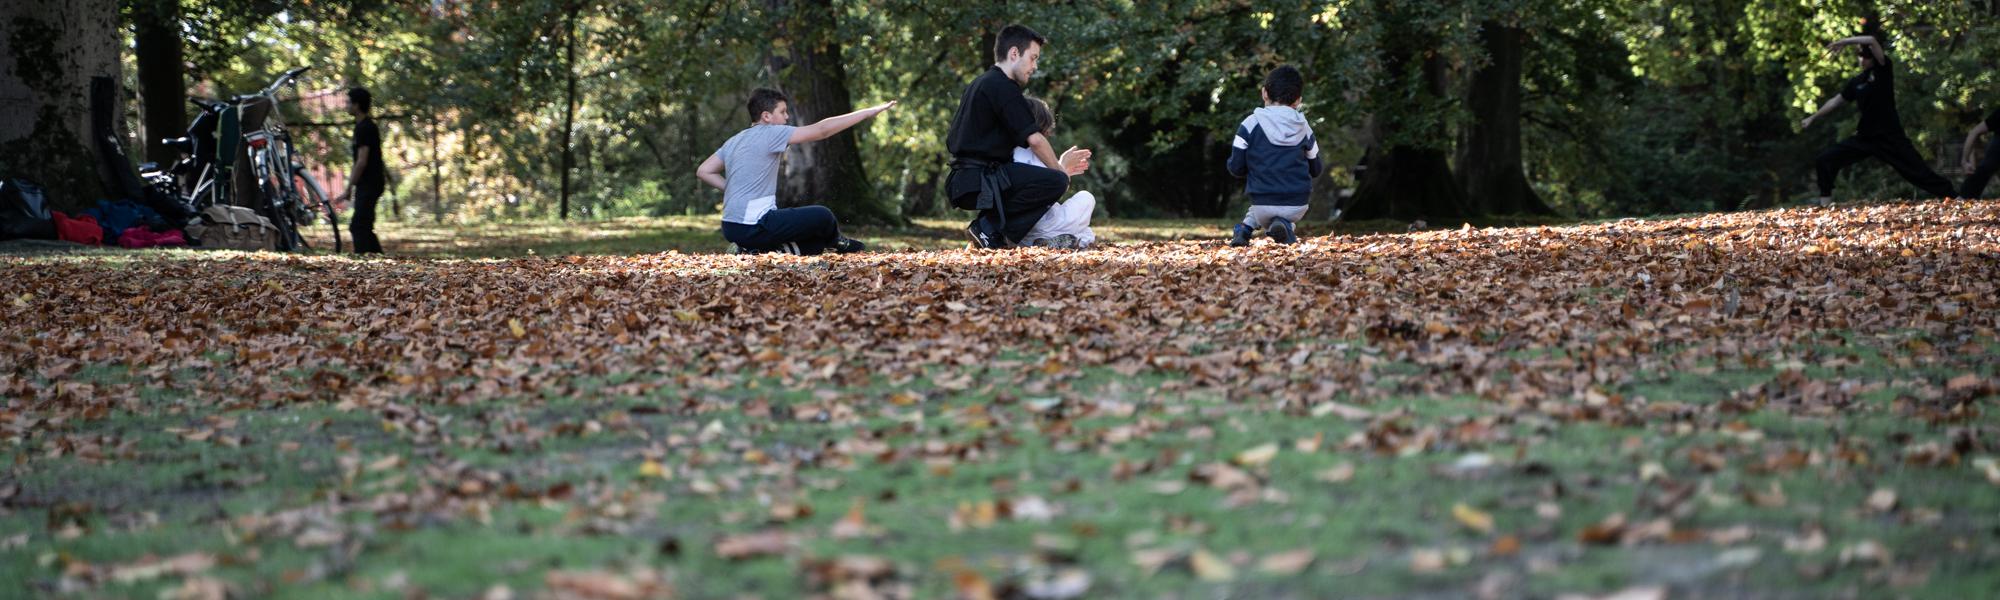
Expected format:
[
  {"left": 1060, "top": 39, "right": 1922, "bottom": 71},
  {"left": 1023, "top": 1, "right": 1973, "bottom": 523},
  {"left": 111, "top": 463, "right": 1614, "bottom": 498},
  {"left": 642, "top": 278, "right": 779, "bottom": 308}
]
[
  {"left": 334, "top": 87, "right": 386, "bottom": 254},
  {"left": 1801, "top": 36, "right": 1955, "bottom": 205},
  {"left": 946, "top": 24, "right": 1091, "bottom": 248},
  {"left": 1958, "top": 108, "right": 2000, "bottom": 199}
]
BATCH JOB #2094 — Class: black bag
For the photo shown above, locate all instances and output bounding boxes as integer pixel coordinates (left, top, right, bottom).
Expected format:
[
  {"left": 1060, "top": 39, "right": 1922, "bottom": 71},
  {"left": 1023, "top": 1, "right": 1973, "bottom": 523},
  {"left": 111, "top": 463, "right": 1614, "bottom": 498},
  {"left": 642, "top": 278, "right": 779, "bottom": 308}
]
[{"left": 0, "top": 179, "right": 56, "bottom": 241}]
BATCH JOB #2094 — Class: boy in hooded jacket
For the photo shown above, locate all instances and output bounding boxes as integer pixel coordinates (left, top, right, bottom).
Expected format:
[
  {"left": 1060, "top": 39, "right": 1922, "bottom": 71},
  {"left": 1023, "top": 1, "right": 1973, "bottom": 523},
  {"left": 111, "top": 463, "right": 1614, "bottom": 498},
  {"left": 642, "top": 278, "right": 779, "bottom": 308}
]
[{"left": 1227, "top": 65, "right": 1323, "bottom": 246}]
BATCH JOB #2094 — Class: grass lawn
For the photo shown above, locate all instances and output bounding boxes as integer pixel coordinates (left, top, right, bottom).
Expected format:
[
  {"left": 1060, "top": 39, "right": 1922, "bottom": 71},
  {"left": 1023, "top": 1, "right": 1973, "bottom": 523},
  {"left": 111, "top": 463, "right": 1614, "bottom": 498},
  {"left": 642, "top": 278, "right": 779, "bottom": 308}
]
[{"left": 2, "top": 201, "right": 1996, "bottom": 599}]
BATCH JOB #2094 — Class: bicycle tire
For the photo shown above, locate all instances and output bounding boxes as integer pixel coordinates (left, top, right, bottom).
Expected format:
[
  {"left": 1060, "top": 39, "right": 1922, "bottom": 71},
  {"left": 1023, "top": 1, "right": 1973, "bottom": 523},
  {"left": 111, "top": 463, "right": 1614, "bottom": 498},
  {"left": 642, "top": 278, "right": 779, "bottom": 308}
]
[
  {"left": 295, "top": 169, "right": 339, "bottom": 253},
  {"left": 251, "top": 147, "right": 303, "bottom": 252}
]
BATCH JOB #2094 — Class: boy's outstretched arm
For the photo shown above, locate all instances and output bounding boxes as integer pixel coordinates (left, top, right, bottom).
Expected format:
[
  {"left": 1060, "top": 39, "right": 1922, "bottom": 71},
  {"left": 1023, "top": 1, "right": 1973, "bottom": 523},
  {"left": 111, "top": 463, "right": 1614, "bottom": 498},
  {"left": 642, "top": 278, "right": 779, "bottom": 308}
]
[
  {"left": 1800, "top": 95, "right": 1845, "bottom": 131},
  {"left": 696, "top": 153, "right": 727, "bottom": 191},
  {"left": 1824, "top": 36, "right": 1885, "bottom": 64},
  {"left": 1306, "top": 133, "right": 1324, "bottom": 179},
  {"left": 790, "top": 101, "right": 898, "bottom": 144},
  {"left": 1226, "top": 124, "right": 1250, "bottom": 178}
]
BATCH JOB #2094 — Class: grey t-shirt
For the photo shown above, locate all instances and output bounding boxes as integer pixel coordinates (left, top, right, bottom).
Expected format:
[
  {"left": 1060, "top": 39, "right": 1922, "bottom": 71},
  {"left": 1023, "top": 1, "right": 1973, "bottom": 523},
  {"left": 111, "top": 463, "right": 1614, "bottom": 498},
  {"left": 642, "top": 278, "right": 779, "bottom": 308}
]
[{"left": 718, "top": 124, "right": 795, "bottom": 225}]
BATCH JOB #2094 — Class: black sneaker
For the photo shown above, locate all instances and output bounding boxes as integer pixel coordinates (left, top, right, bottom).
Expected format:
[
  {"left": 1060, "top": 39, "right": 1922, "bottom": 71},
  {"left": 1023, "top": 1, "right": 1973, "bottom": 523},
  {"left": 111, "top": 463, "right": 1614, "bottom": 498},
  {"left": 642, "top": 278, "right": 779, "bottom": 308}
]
[
  {"left": 834, "top": 237, "right": 866, "bottom": 254},
  {"left": 966, "top": 219, "right": 1004, "bottom": 249},
  {"left": 1269, "top": 217, "right": 1297, "bottom": 244},
  {"left": 1230, "top": 223, "right": 1253, "bottom": 247}
]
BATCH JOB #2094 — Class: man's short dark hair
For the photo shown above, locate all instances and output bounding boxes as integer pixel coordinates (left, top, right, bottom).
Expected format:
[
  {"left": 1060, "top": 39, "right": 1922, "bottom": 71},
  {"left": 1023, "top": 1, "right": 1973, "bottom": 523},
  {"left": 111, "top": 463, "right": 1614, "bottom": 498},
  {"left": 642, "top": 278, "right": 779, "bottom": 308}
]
[
  {"left": 747, "top": 88, "right": 788, "bottom": 122},
  {"left": 1263, "top": 65, "right": 1304, "bottom": 106},
  {"left": 347, "top": 87, "right": 372, "bottom": 113},
  {"left": 994, "top": 24, "right": 1047, "bottom": 63}
]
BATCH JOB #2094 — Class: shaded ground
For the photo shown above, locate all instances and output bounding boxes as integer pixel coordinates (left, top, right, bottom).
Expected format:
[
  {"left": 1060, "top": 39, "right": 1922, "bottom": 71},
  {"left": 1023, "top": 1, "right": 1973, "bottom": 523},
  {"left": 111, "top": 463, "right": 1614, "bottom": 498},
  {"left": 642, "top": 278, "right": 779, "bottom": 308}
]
[{"left": 2, "top": 201, "right": 1997, "bottom": 599}]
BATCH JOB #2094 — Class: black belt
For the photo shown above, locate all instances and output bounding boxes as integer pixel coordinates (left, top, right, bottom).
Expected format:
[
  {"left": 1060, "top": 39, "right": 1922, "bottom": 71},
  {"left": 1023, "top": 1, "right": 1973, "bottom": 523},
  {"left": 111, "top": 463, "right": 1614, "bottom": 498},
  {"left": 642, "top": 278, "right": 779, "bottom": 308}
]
[{"left": 951, "top": 158, "right": 1012, "bottom": 243}]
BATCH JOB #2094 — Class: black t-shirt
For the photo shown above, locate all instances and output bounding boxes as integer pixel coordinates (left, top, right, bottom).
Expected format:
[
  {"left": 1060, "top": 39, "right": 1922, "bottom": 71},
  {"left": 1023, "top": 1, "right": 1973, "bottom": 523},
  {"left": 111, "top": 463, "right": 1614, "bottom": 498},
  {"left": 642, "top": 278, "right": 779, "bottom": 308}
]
[
  {"left": 352, "top": 118, "right": 386, "bottom": 189},
  {"left": 1985, "top": 108, "right": 2000, "bottom": 132},
  {"left": 946, "top": 66, "right": 1040, "bottom": 163},
  {"left": 1840, "top": 59, "right": 1903, "bottom": 138}
]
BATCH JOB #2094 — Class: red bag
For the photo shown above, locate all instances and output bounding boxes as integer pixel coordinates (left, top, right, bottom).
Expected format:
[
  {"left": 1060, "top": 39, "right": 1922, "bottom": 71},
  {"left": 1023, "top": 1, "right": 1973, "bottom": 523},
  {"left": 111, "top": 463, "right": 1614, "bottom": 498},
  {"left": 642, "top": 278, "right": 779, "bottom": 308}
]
[
  {"left": 117, "top": 228, "right": 187, "bottom": 249},
  {"left": 50, "top": 211, "right": 103, "bottom": 245}
]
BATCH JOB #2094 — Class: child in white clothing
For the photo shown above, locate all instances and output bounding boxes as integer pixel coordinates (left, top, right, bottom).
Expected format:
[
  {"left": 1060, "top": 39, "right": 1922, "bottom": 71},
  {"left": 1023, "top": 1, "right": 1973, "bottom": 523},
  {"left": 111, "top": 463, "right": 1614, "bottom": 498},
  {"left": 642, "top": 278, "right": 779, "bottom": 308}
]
[{"left": 1014, "top": 97, "right": 1096, "bottom": 249}]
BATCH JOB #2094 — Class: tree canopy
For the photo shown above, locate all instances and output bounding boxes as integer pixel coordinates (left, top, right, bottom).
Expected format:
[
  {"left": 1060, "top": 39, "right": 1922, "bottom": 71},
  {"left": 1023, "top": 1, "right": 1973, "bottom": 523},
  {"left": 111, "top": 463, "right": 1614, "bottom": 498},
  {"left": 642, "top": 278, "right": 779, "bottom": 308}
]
[{"left": 110, "top": 0, "right": 2000, "bottom": 222}]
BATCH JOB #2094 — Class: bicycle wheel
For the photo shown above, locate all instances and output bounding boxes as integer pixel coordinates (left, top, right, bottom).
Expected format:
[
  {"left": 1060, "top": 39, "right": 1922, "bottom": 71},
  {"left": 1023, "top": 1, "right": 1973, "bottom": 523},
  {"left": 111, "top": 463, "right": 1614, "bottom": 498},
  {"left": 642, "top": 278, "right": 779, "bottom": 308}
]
[
  {"left": 294, "top": 168, "right": 339, "bottom": 253},
  {"left": 252, "top": 147, "right": 302, "bottom": 252}
]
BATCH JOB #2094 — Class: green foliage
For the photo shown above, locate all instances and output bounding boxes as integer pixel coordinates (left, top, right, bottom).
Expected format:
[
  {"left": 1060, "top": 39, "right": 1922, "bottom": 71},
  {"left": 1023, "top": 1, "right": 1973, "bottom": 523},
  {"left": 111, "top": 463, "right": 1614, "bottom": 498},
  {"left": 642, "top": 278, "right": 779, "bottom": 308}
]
[{"left": 145, "top": 0, "right": 2000, "bottom": 222}]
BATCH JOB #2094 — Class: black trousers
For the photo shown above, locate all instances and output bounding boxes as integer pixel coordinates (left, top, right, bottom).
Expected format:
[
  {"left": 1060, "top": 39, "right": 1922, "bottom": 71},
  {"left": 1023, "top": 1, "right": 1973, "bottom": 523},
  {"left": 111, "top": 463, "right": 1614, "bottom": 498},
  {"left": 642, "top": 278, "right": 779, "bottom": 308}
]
[
  {"left": 1815, "top": 135, "right": 1956, "bottom": 199},
  {"left": 1960, "top": 136, "right": 2000, "bottom": 199},
  {"left": 949, "top": 162, "right": 1067, "bottom": 244},
  {"left": 720, "top": 206, "right": 842, "bottom": 255},
  {"left": 350, "top": 184, "right": 384, "bottom": 254}
]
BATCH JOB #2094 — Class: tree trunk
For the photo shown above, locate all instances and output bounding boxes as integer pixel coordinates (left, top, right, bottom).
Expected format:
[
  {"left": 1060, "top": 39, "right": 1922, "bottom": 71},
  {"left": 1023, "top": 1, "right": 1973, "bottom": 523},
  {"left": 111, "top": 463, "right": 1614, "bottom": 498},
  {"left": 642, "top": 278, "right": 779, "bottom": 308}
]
[
  {"left": 766, "top": 0, "right": 897, "bottom": 225},
  {"left": 1457, "top": 21, "right": 1553, "bottom": 216},
  {"left": 429, "top": 115, "right": 443, "bottom": 223},
  {"left": 0, "top": 0, "right": 122, "bottom": 213},
  {"left": 1345, "top": 52, "right": 1470, "bottom": 223},
  {"left": 558, "top": 2, "right": 579, "bottom": 220},
  {"left": 131, "top": 0, "right": 185, "bottom": 166}
]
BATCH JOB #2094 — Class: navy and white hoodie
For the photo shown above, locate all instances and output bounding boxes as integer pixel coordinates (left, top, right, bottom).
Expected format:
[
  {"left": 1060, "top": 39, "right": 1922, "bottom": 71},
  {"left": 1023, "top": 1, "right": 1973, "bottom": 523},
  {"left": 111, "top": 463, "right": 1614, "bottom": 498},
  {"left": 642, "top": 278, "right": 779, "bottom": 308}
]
[{"left": 1226, "top": 106, "right": 1323, "bottom": 206}]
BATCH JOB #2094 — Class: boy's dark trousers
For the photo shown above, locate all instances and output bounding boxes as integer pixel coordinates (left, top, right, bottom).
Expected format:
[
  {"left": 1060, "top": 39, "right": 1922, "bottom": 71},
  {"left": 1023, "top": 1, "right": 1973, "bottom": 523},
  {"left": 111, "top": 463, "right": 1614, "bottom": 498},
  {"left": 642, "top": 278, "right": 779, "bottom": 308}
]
[
  {"left": 1814, "top": 134, "right": 1957, "bottom": 199},
  {"left": 350, "top": 184, "right": 384, "bottom": 254},
  {"left": 722, "top": 206, "right": 842, "bottom": 255}
]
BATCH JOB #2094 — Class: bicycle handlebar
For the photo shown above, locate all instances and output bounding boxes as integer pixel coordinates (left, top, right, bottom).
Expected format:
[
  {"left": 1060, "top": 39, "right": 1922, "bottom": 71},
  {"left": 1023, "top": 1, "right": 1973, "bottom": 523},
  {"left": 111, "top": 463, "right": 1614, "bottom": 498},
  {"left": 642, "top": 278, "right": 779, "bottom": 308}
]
[{"left": 259, "top": 66, "right": 313, "bottom": 97}]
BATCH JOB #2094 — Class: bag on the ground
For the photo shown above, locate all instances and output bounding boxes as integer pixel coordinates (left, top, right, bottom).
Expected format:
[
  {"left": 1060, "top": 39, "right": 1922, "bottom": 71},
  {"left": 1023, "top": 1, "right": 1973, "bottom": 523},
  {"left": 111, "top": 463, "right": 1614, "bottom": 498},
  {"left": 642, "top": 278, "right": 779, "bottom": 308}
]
[
  {"left": 50, "top": 211, "right": 103, "bottom": 245},
  {"left": 185, "top": 205, "right": 277, "bottom": 251},
  {"left": 0, "top": 179, "right": 56, "bottom": 241}
]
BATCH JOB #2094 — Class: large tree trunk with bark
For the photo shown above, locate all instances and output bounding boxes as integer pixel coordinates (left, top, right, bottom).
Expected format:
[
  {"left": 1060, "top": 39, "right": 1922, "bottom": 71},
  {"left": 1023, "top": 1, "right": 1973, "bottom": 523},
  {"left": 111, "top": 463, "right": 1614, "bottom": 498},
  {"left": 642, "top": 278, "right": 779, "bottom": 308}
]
[
  {"left": 767, "top": 0, "right": 897, "bottom": 225},
  {"left": 559, "top": 2, "right": 579, "bottom": 220},
  {"left": 1345, "top": 52, "right": 1470, "bottom": 223},
  {"left": 0, "top": 0, "right": 122, "bottom": 213},
  {"left": 1457, "top": 21, "right": 1553, "bottom": 216},
  {"left": 131, "top": 0, "right": 186, "bottom": 166}
]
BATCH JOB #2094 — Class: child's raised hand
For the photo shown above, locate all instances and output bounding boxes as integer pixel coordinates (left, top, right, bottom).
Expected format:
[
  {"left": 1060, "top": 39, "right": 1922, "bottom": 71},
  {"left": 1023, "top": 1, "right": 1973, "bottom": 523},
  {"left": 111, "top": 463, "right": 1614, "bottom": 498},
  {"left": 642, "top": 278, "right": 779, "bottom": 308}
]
[{"left": 1060, "top": 146, "right": 1092, "bottom": 175}]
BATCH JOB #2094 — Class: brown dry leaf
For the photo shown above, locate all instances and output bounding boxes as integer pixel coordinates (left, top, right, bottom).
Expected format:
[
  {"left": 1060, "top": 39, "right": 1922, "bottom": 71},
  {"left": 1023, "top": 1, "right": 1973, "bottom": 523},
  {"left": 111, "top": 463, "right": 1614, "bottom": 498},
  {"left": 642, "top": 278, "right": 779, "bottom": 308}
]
[
  {"left": 1743, "top": 482, "right": 1786, "bottom": 508},
  {"left": 1453, "top": 503, "right": 1495, "bottom": 534},
  {"left": 1579, "top": 513, "right": 1627, "bottom": 546},
  {"left": 1555, "top": 587, "right": 1667, "bottom": 600},
  {"left": 1865, "top": 488, "right": 1897, "bottom": 513},
  {"left": 1256, "top": 548, "right": 1316, "bottom": 575},
  {"left": 714, "top": 530, "right": 795, "bottom": 560},
  {"left": 1233, "top": 442, "right": 1280, "bottom": 467},
  {"left": 107, "top": 552, "right": 216, "bottom": 584},
  {"left": 1409, "top": 548, "right": 1447, "bottom": 573},
  {"left": 1316, "top": 462, "right": 1356, "bottom": 483},
  {"left": 1189, "top": 549, "right": 1236, "bottom": 582},
  {"left": 830, "top": 498, "right": 870, "bottom": 539},
  {"left": 544, "top": 569, "right": 671, "bottom": 600}
]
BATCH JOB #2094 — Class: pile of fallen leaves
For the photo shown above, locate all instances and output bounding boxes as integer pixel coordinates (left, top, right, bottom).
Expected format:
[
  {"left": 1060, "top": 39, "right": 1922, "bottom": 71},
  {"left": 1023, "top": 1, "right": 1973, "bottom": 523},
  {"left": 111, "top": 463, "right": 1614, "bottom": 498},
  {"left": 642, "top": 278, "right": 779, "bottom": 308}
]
[
  {"left": 4, "top": 201, "right": 1993, "bottom": 409},
  {"left": 3, "top": 200, "right": 1998, "bottom": 598}
]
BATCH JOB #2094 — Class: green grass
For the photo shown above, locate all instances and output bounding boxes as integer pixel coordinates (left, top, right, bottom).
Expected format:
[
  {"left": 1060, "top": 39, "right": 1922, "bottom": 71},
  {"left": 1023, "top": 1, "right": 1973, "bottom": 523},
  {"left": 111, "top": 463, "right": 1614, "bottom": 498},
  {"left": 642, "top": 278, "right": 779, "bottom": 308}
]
[
  {"left": 4, "top": 337, "right": 1994, "bottom": 598},
  {"left": 3, "top": 205, "right": 1995, "bottom": 598}
]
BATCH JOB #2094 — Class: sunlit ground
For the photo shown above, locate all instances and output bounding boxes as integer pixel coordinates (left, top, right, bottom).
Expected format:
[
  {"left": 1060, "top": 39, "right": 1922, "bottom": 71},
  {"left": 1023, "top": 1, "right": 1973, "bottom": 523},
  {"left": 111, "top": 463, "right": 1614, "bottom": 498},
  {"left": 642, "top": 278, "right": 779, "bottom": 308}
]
[{"left": 2, "top": 200, "right": 1994, "bottom": 598}]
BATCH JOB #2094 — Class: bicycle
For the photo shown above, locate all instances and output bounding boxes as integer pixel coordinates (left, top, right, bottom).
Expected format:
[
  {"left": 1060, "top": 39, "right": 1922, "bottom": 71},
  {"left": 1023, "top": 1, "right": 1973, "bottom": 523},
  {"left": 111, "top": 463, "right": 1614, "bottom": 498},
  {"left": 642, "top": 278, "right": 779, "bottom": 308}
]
[
  {"left": 237, "top": 67, "right": 340, "bottom": 252},
  {"left": 142, "top": 67, "right": 340, "bottom": 253}
]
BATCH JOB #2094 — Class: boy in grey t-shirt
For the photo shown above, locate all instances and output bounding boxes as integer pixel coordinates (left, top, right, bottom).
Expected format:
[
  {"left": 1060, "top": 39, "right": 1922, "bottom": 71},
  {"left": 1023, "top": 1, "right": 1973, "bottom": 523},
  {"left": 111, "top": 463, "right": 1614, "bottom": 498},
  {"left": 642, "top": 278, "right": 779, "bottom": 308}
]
[{"left": 696, "top": 89, "right": 895, "bottom": 255}]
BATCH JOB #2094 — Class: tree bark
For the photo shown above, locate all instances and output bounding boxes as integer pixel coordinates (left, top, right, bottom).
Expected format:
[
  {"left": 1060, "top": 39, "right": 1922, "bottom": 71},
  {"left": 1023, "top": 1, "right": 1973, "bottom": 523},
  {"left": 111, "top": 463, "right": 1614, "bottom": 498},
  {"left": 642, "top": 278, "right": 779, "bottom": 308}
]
[
  {"left": 766, "top": 0, "right": 897, "bottom": 225},
  {"left": 559, "top": 2, "right": 579, "bottom": 220},
  {"left": 1345, "top": 52, "right": 1470, "bottom": 222},
  {"left": 1457, "top": 21, "right": 1553, "bottom": 216},
  {"left": 131, "top": 0, "right": 186, "bottom": 166},
  {"left": 0, "top": 0, "right": 122, "bottom": 213}
]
